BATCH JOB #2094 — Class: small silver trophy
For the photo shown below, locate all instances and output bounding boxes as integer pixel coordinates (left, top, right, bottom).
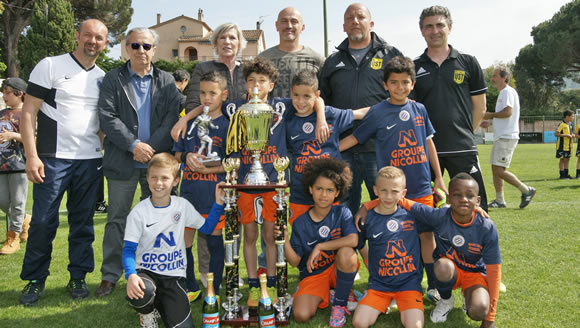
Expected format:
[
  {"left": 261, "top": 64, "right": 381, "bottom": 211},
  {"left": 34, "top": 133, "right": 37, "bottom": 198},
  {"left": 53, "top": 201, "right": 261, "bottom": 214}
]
[{"left": 187, "top": 106, "right": 221, "bottom": 167}]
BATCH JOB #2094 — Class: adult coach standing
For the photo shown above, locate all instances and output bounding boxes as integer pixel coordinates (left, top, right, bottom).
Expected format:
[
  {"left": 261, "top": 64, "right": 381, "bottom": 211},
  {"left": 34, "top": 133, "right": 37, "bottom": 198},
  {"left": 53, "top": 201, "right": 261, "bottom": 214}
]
[
  {"left": 482, "top": 65, "right": 536, "bottom": 209},
  {"left": 319, "top": 3, "right": 403, "bottom": 215},
  {"left": 95, "top": 27, "right": 181, "bottom": 297},
  {"left": 413, "top": 5, "right": 489, "bottom": 210},
  {"left": 259, "top": 7, "right": 325, "bottom": 98},
  {"left": 19, "top": 19, "right": 109, "bottom": 306}
]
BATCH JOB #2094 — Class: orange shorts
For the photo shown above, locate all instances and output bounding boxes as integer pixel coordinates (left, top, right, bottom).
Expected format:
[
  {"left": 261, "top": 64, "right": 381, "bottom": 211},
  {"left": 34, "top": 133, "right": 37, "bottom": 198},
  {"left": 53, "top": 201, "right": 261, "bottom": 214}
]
[
  {"left": 237, "top": 191, "right": 277, "bottom": 225},
  {"left": 358, "top": 289, "right": 424, "bottom": 312},
  {"left": 451, "top": 262, "right": 489, "bottom": 291},
  {"left": 289, "top": 202, "right": 339, "bottom": 225},
  {"left": 294, "top": 264, "right": 337, "bottom": 309},
  {"left": 185, "top": 213, "right": 225, "bottom": 231},
  {"left": 412, "top": 194, "right": 434, "bottom": 207}
]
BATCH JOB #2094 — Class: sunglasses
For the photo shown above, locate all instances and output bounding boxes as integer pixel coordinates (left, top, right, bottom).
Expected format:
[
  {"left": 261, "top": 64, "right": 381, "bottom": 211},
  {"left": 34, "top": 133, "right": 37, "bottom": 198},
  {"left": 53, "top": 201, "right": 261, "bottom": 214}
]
[{"left": 130, "top": 43, "right": 153, "bottom": 51}]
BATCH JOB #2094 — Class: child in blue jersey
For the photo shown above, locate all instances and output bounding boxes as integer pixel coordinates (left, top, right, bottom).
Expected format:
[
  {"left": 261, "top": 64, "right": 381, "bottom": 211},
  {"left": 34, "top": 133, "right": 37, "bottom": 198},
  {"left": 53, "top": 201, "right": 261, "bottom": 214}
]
[
  {"left": 341, "top": 56, "right": 446, "bottom": 298},
  {"left": 352, "top": 166, "right": 424, "bottom": 328},
  {"left": 276, "top": 157, "right": 358, "bottom": 327},
  {"left": 398, "top": 173, "right": 501, "bottom": 328},
  {"left": 122, "top": 153, "right": 225, "bottom": 328},
  {"left": 287, "top": 69, "right": 370, "bottom": 224},
  {"left": 555, "top": 109, "right": 575, "bottom": 179},
  {"left": 171, "top": 57, "right": 328, "bottom": 308},
  {"left": 173, "top": 71, "right": 230, "bottom": 301}
]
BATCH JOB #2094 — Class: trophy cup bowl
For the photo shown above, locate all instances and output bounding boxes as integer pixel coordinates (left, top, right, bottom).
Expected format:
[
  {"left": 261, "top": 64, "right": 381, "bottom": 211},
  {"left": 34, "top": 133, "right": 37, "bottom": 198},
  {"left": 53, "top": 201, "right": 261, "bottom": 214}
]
[{"left": 239, "top": 92, "right": 274, "bottom": 185}]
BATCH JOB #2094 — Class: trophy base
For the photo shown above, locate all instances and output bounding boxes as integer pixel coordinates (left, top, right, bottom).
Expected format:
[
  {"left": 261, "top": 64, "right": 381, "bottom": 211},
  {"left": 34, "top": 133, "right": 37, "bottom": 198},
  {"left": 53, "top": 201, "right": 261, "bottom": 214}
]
[
  {"left": 220, "top": 305, "right": 291, "bottom": 327},
  {"left": 201, "top": 157, "right": 222, "bottom": 167},
  {"left": 219, "top": 183, "right": 288, "bottom": 191}
]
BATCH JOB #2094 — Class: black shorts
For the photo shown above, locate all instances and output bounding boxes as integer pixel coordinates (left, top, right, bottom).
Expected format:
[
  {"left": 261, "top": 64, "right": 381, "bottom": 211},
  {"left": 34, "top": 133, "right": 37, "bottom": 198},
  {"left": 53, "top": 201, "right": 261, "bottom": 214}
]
[
  {"left": 432, "top": 153, "right": 488, "bottom": 211},
  {"left": 128, "top": 270, "right": 193, "bottom": 328},
  {"left": 556, "top": 150, "right": 571, "bottom": 159}
]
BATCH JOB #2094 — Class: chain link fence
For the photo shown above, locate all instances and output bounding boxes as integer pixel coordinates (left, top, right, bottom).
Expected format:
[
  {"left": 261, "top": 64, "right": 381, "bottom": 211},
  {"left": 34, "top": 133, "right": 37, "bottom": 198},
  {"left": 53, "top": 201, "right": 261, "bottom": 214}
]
[{"left": 476, "top": 114, "right": 574, "bottom": 144}]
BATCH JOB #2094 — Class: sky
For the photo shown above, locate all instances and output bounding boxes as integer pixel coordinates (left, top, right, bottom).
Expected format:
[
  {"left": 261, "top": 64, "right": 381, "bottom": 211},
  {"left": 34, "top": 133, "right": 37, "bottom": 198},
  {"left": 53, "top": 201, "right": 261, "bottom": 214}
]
[{"left": 109, "top": 0, "right": 573, "bottom": 68}]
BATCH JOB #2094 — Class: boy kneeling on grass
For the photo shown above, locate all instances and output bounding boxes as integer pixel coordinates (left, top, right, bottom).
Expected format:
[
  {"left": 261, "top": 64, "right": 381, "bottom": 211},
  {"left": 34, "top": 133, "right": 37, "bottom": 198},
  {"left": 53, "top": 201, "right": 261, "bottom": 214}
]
[
  {"left": 276, "top": 157, "right": 359, "bottom": 328},
  {"left": 358, "top": 173, "right": 501, "bottom": 328},
  {"left": 122, "top": 153, "right": 225, "bottom": 328}
]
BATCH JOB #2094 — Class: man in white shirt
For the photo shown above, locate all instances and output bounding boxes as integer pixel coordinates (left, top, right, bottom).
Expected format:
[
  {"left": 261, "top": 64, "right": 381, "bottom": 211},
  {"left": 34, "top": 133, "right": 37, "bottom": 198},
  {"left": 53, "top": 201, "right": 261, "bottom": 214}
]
[{"left": 482, "top": 65, "right": 535, "bottom": 209}]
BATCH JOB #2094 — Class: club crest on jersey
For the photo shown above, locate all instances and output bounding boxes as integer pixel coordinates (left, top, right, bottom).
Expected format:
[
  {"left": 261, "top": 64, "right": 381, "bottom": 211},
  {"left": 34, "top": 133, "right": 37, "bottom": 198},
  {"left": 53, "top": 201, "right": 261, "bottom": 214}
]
[
  {"left": 453, "top": 70, "right": 465, "bottom": 84},
  {"left": 452, "top": 235, "right": 465, "bottom": 247},
  {"left": 319, "top": 225, "right": 330, "bottom": 238},
  {"left": 386, "top": 219, "right": 399, "bottom": 232},
  {"left": 302, "top": 122, "right": 314, "bottom": 134},
  {"left": 399, "top": 110, "right": 410, "bottom": 122},
  {"left": 172, "top": 212, "right": 181, "bottom": 224},
  {"left": 370, "top": 58, "right": 383, "bottom": 70}
]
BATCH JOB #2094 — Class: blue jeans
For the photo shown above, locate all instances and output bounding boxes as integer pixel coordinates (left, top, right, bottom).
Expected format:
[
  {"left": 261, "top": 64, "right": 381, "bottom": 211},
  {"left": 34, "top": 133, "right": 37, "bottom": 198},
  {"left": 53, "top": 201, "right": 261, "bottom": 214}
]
[{"left": 340, "top": 151, "right": 378, "bottom": 216}]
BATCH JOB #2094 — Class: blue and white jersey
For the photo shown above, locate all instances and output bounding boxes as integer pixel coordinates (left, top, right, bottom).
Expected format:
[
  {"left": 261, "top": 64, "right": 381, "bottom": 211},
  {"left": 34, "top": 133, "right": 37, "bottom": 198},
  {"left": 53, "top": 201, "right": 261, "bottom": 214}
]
[
  {"left": 353, "top": 100, "right": 435, "bottom": 199},
  {"left": 124, "top": 196, "right": 207, "bottom": 278},
  {"left": 410, "top": 204, "right": 501, "bottom": 273},
  {"left": 359, "top": 207, "right": 424, "bottom": 292},
  {"left": 224, "top": 98, "right": 292, "bottom": 189},
  {"left": 173, "top": 114, "right": 229, "bottom": 214},
  {"left": 290, "top": 205, "right": 357, "bottom": 279},
  {"left": 286, "top": 106, "right": 353, "bottom": 205}
]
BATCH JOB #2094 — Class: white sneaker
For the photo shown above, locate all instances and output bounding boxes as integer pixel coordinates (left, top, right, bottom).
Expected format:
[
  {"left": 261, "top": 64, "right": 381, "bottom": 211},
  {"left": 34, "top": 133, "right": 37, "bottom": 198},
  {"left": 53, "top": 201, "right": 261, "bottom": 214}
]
[
  {"left": 385, "top": 299, "right": 398, "bottom": 314},
  {"left": 500, "top": 281, "right": 507, "bottom": 292},
  {"left": 430, "top": 295, "right": 454, "bottom": 323},
  {"left": 426, "top": 288, "right": 441, "bottom": 303},
  {"left": 140, "top": 309, "right": 159, "bottom": 328},
  {"left": 238, "top": 275, "right": 244, "bottom": 287}
]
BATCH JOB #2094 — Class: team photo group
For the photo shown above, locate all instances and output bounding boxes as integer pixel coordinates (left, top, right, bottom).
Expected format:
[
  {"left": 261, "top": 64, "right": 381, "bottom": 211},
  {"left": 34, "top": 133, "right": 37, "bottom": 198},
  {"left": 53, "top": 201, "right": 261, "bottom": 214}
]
[{"left": 4, "top": 2, "right": 555, "bottom": 328}]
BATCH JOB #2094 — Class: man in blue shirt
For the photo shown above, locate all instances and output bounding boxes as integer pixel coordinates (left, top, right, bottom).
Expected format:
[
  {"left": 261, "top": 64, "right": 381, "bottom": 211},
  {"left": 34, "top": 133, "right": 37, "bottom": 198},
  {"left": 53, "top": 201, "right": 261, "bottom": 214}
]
[{"left": 96, "top": 27, "right": 181, "bottom": 297}]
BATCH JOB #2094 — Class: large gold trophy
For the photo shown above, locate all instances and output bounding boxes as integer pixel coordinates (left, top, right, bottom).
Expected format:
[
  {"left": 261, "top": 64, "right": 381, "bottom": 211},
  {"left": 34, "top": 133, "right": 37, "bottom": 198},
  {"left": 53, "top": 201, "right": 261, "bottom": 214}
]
[
  {"left": 226, "top": 87, "right": 274, "bottom": 185},
  {"left": 220, "top": 87, "right": 291, "bottom": 326}
]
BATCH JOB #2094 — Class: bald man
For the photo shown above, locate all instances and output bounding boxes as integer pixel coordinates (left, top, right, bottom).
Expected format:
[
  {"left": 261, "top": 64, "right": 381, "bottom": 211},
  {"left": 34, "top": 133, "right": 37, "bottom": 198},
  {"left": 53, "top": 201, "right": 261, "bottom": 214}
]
[
  {"left": 319, "top": 3, "right": 403, "bottom": 216},
  {"left": 19, "top": 19, "right": 110, "bottom": 306},
  {"left": 259, "top": 7, "right": 324, "bottom": 98}
]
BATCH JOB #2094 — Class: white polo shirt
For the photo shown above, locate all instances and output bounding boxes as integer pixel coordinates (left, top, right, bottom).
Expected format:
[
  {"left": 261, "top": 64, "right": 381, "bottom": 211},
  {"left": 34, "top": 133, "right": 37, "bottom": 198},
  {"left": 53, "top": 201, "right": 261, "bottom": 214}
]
[{"left": 493, "top": 85, "right": 520, "bottom": 140}]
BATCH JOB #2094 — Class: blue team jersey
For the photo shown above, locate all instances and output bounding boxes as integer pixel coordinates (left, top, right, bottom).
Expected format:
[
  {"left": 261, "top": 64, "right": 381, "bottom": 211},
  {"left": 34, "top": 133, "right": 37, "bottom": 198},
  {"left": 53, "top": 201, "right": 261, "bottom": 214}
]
[
  {"left": 353, "top": 100, "right": 435, "bottom": 199},
  {"left": 286, "top": 106, "right": 354, "bottom": 205},
  {"left": 173, "top": 115, "right": 229, "bottom": 214},
  {"left": 290, "top": 205, "right": 357, "bottom": 279},
  {"left": 358, "top": 207, "right": 424, "bottom": 292},
  {"left": 224, "top": 98, "right": 293, "bottom": 190},
  {"left": 410, "top": 204, "right": 501, "bottom": 273}
]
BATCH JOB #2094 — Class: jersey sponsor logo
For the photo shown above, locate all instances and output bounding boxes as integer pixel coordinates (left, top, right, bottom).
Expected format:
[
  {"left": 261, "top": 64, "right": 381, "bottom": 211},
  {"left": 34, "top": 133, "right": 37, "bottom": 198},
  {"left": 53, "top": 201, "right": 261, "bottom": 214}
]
[
  {"left": 453, "top": 70, "right": 465, "bottom": 84},
  {"left": 452, "top": 235, "right": 465, "bottom": 247},
  {"left": 302, "top": 122, "right": 314, "bottom": 134},
  {"left": 183, "top": 168, "right": 219, "bottom": 182},
  {"left": 154, "top": 232, "right": 177, "bottom": 248},
  {"left": 413, "top": 116, "right": 425, "bottom": 127},
  {"left": 386, "top": 124, "right": 397, "bottom": 130},
  {"left": 378, "top": 239, "right": 417, "bottom": 277},
  {"left": 390, "top": 129, "right": 427, "bottom": 167},
  {"left": 140, "top": 249, "right": 185, "bottom": 272},
  {"left": 311, "top": 250, "right": 336, "bottom": 270},
  {"left": 146, "top": 222, "right": 158, "bottom": 228},
  {"left": 401, "top": 220, "right": 415, "bottom": 231},
  {"left": 445, "top": 248, "right": 476, "bottom": 270},
  {"left": 372, "top": 231, "right": 384, "bottom": 239},
  {"left": 386, "top": 219, "right": 399, "bottom": 232},
  {"left": 319, "top": 225, "right": 330, "bottom": 238},
  {"left": 370, "top": 58, "right": 383, "bottom": 70},
  {"left": 399, "top": 110, "right": 410, "bottom": 122},
  {"left": 293, "top": 140, "right": 330, "bottom": 174},
  {"left": 468, "top": 242, "right": 482, "bottom": 255}
]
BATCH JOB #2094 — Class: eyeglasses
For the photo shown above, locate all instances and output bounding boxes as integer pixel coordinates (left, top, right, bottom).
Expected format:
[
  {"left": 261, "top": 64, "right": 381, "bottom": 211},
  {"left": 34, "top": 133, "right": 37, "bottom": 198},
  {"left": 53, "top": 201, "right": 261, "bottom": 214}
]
[{"left": 130, "top": 43, "right": 153, "bottom": 51}]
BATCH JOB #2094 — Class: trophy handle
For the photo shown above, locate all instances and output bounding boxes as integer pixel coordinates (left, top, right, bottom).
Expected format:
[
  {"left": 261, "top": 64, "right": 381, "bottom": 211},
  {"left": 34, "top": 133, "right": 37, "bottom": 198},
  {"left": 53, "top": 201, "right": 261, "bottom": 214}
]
[{"left": 270, "top": 102, "right": 286, "bottom": 135}]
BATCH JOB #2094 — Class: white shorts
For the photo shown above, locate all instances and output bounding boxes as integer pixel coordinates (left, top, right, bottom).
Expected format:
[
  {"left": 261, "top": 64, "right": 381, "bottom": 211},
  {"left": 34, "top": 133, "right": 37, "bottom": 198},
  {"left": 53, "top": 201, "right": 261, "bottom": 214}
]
[{"left": 490, "top": 138, "right": 518, "bottom": 168}]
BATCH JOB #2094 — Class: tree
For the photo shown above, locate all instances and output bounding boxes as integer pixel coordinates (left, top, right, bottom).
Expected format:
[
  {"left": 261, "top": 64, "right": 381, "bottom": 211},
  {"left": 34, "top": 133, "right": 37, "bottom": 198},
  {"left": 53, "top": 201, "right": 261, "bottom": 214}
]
[
  {"left": 514, "top": 0, "right": 580, "bottom": 113},
  {"left": 70, "top": 0, "right": 133, "bottom": 46},
  {"left": 18, "top": 0, "right": 76, "bottom": 80},
  {"left": 1, "top": 0, "right": 35, "bottom": 77}
]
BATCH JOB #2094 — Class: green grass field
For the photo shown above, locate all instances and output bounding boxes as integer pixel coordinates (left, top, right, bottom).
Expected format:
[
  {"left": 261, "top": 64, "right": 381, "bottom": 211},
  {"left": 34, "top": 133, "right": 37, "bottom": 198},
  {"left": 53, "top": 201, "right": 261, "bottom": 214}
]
[{"left": 0, "top": 143, "right": 578, "bottom": 327}]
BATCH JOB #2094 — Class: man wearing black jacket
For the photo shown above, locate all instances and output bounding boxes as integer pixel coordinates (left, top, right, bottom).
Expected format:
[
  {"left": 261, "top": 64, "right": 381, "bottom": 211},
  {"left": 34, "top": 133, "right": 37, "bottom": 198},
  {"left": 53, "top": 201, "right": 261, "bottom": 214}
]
[{"left": 319, "top": 3, "right": 402, "bottom": 215}]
